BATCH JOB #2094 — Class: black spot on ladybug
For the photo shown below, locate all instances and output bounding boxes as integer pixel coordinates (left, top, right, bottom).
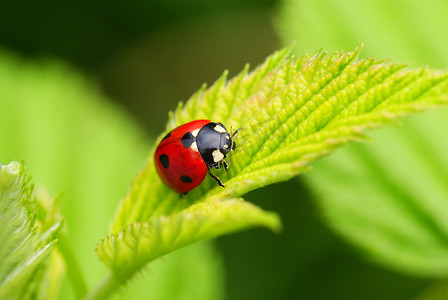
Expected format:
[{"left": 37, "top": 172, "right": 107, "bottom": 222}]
[
  {"left": 161, "top": 131, "right": 171, "bottom": 141},
  {"left": 159, "top": 154, "right": 169, "bottom": 169},
  {"left": 180, "top": 175, "right": 193, "bottom": 183},
  {"left": 181, "top": 132, "right": 194, "bottom": 148}
]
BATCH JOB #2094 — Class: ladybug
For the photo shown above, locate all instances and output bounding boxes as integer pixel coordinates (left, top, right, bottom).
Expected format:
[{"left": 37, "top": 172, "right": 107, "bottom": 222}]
[{"left": 154, "top": 120, "right": 239, "bottom": 194}]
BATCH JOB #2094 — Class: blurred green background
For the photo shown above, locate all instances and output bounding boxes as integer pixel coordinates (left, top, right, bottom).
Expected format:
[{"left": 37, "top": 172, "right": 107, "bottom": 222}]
[{"left": 1, "top": 0, "right": 447, "bottom": 299}]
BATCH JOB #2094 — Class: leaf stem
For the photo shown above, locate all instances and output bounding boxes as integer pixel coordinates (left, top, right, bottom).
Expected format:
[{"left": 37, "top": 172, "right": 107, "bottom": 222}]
[
  {"left": 57, "top": 233, "right": 88, "bottom": 298},
  {"left": 82, "top": 272, "right": 121, "bottom": 300}
]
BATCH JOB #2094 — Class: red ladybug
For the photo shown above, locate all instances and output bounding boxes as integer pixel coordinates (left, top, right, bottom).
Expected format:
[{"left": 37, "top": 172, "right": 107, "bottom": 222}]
[{"left": 154, "top": 120, "right": 238, "bottom": 194}]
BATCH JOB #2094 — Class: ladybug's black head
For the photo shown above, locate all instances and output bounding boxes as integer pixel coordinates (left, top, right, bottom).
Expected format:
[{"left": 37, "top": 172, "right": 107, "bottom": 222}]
[
  {"left": 220, "top": 132, "right": 234, "bottom": 155},
  {"left": 221, "top": 126, "right": 240, "bottom": 154},
  {"left": 197, "top": 122, "right": 239, "bottom": 167}
]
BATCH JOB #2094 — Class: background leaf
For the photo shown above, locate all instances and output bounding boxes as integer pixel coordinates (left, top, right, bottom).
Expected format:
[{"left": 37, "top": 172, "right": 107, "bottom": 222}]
[
  {"left": 0, "top": 50, "right": 224, "bottom": 300},
  {"left": 276, "top": 0, "right": 448, "bottom": 67},
  {"left": 305, "top": 107, "right": 448, "bottom": 277},
  {"left": 109, "top": 241, "right": 225, "bottom": 300},
  {"left": 0, "top": 161, "right": 61, "bottom": 300},
  {"left": 277, "top": 0, "right": 448, "bottom": 283}
]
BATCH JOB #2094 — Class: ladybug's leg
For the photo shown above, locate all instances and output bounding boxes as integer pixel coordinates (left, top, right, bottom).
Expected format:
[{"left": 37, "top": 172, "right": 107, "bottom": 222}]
[
  {"left": 214, "top": 161, "right": 228, "bottom": 172},
  {"left": 208, "top": 169, "right": 225, "bottom": 188}
]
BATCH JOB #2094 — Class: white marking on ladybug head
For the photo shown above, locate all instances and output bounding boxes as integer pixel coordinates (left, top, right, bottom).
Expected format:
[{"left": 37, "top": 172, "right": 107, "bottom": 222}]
[
  {"left": 225, "top": 134, "right": 230, "bottom": 139},
  {"left": 212, "top": 149, "right": 225, "bottom": 162},
  {"left": 224, "top": 144, "right": 229, "bottom": 149},
  {"left": 191, "top": 128, "right": 200, "bottom": 137},
  {"left": 190, "top": 141, "right": 198, "bottom": 152},
  {"left": 214, "top": 124, "right": 226, "bottom": 133}
]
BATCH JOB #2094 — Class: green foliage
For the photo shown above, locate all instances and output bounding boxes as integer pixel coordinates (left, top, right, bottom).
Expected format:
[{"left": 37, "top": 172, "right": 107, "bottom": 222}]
[
  {"left": 0, "top": 161, "right": 62, "bottom": 300},
  {"left": 2, "top": 22, "right": 448, "bottom": 299},
  {"left": 277, "top": 0, "right": 448, "bottom": 283},
  {"left": 0, "top": 50, "right": 222, "bottom": 300},
  {"left": 276, "top": 0, "right": 448, "bottom": 67},
  {"left": 306, "top": 108, "right": 448, "bottom": 277},
  {"left": 93, "top": 45, "right": 448, "bottom": 299}
]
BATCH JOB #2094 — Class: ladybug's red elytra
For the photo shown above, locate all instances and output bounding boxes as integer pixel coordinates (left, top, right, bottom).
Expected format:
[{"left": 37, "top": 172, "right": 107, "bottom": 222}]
[{"left": 154, "top": 120, "right": 239, "bottom": 194}]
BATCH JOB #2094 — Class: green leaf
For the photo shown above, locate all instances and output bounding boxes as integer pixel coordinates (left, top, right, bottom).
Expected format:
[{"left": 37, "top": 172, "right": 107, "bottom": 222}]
[
  {"left": 95, "top": 46, "right": 448, "bottom": 296},
  {"left": 304, "top": 107, "right": 448, "bottom": 277},
  {"left": 98, "top": 199, "right": 279, "bottom": 278},
  {"left": 0, "top": 161, "right": 62, "bottom": 300},
  {"left": 91, "top": 200, "right": 278, "bottom": 299},
  {"left": 110, "top": 45, "right": 293, "bottom": 233}
]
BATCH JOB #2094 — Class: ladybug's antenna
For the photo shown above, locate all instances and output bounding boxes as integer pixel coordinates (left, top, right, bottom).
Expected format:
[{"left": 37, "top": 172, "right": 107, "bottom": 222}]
[{"left": 230, "top": 126, "right": 242, "bottom": 139}]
